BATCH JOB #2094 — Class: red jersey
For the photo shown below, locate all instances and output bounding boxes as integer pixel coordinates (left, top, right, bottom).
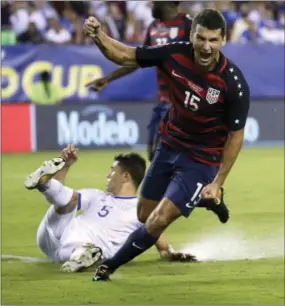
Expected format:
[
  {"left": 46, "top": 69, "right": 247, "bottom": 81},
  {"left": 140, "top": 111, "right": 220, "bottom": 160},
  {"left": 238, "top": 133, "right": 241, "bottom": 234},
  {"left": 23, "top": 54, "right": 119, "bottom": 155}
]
[{"left": 136, "top": 42, "right": 250, "bottom": 166}]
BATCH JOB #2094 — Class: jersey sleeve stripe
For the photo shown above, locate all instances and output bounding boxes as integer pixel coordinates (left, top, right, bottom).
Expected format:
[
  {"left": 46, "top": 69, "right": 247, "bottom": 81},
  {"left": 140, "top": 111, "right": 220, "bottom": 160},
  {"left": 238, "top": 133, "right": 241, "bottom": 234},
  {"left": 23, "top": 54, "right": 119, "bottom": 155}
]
[
  {"left": 77, "top": 192, "right": 82, "bottom": 211},
  {"left": 219, "top": 57, "right": 228, "bottom": 74}
]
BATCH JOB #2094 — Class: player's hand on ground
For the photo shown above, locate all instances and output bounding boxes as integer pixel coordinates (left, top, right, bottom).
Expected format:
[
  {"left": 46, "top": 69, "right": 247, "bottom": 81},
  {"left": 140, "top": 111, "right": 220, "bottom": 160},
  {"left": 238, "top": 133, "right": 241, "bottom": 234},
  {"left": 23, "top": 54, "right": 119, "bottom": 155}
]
[
  {"left": 168, "top": 251, "right": 198, "bottom": 263},
  {"left": 84, "top": 16, "right": 101, "bottom": 38},
  {"left": 61, "top": 144, "right": 79, "bottom": 167},
  {"left": 160, "top": 250, "right": 198, "bottom": 262},
  {"left": 85, "top": 77, "right": 108, "bottom": 92},
  {"left": 201, "top": 183, "right": 221, "bottom": 204}
]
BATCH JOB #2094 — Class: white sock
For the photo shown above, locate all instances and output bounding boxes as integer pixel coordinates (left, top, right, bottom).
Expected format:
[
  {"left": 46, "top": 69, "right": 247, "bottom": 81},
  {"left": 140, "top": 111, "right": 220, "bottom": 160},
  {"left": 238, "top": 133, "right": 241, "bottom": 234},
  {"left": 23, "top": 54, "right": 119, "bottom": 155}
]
[{"left": 43, "top": 179, "right": 74, "bottom": 207}]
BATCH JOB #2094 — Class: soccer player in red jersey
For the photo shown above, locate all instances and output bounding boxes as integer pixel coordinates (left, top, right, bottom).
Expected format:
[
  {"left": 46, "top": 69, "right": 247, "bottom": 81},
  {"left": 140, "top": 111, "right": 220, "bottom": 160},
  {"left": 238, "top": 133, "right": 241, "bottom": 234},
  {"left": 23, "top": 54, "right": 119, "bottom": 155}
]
[{"left": 84, "top": 8, "right": 250, "bottom": 281}]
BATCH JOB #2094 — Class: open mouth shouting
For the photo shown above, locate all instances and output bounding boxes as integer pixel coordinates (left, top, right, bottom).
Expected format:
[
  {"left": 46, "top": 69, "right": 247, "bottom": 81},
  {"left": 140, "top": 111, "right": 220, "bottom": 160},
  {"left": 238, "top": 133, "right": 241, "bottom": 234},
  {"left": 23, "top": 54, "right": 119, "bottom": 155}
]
[{"left": 199, "top": 51, "right": 212, "bottom": 65}]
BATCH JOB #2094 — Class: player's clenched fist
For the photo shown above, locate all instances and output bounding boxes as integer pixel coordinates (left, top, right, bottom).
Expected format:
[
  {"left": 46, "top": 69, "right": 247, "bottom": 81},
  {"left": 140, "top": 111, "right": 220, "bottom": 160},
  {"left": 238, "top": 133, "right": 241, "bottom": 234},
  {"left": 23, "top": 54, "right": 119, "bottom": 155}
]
[
  {"left": 201, "top": 183, "right": 221, "bottom": 204},
  {"left": 84, "top": 16, "right": 101, "bottom": 38}
]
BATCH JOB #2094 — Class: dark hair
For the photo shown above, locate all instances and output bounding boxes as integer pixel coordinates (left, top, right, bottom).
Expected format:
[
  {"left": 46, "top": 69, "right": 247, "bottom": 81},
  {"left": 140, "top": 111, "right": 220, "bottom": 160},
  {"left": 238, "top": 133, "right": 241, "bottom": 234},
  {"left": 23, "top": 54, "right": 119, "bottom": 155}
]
[
  {"left": 192, "top": 9, "right": 227, "bottom": 38},
  {"left": 114, "top": 153, "right": 146, "bottom": 189},
  {"left": 172, "top": 1, "right": 180, "bottom": 6},
  {"left": 40, "top": 71, "right": 51, "bottom": 98}
]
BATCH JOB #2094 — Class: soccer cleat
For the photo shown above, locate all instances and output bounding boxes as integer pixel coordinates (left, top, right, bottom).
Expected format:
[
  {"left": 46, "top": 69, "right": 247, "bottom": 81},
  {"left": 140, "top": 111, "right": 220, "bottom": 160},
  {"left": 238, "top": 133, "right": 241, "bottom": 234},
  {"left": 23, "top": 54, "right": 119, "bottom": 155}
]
[
  {"left": 92, "top": 264, "right": 112, "bottom": 281},
  {"left": 24, "top": 158, "right": 66, "bottom": 190},
  {"left": 61, "top": 244, "right": 102, "bottom": 273},
  {"left": 207, "top": 187, "right": 229, "bottom": 223}
]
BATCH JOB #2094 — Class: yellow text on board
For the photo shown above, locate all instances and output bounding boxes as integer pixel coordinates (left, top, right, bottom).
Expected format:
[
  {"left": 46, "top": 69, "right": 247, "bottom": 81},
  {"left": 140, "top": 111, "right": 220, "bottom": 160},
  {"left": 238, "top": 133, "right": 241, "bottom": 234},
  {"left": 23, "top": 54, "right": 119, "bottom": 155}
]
[{"left": 1, "top": 61, "right": 103, "bottom": 99}]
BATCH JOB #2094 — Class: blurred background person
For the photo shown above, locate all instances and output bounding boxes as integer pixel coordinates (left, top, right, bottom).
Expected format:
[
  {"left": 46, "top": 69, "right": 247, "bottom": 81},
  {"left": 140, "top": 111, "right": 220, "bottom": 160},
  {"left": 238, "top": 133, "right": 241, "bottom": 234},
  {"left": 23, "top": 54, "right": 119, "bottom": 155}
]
[
  {"left": 259, "top": 19, "right": 284, "bottom": 44},
  {"left": 61, "top": 5, "right": 84, "bottom": 44},
  {"left": 240, "top": 19, "right": 263, "bottom": 43},
  {"left": 17, "top": 22, "right": 43, "bottom": 44},
  {"left": 44, "top": 17, "right": 71, "bottom": 44},
  {"left": 28, "top": 2, "right": 48, "bottom": 34},
  {"left": 2, "top": 1, "right": 284, "bottom": 46},
  {"left": 9, "top": 1, "right": 30, "bottom": 40}
]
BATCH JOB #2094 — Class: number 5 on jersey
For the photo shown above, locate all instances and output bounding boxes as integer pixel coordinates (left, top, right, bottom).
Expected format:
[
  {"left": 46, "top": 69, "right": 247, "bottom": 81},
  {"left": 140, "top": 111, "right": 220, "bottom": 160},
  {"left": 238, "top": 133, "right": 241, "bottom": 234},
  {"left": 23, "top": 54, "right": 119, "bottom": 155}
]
[
  {"left": 184, "top": 91, "right": 200, "bottom": 112},
  {"left": 98, "top": 205, "right": 113, "bottom": 218}
]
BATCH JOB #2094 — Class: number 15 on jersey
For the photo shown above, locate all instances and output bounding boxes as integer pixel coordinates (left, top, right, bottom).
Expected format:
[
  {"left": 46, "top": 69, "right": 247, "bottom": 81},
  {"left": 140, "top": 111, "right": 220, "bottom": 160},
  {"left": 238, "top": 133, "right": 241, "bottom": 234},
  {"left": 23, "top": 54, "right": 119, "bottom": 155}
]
[{"left": 184, "top": 91, "right": 201, "bottom": 112}]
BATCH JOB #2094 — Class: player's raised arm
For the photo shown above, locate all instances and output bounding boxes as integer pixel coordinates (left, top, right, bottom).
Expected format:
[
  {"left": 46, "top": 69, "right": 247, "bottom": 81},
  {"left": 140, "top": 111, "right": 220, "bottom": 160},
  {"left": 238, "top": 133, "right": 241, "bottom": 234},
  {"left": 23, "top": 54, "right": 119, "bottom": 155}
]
[
  {"left": 85, "top": 23, "right": 153, "bottom": 91},
  {"left": 24, "top": 144, "right": 101, "bottom": 216},
  {"left": 84, "top": 16, "right": 173, "bottom": 68},
  {"left": 84, "top": 16, "right": 138, "bottom": 67}
]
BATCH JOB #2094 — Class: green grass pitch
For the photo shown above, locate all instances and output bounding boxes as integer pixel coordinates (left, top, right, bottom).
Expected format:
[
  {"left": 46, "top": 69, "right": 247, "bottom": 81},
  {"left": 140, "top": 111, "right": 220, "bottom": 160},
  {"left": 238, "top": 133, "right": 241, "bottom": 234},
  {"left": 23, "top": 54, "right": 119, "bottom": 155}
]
[{"left": 1, "top": 147, "right": 284, "bottom": 304}]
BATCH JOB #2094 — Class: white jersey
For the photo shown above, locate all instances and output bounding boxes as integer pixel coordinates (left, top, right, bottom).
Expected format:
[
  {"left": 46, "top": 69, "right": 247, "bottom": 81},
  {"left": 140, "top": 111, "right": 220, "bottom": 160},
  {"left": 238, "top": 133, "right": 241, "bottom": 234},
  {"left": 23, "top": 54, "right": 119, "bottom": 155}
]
[{"left": 60, "top": 189, "right": 142, "bottom": 260}]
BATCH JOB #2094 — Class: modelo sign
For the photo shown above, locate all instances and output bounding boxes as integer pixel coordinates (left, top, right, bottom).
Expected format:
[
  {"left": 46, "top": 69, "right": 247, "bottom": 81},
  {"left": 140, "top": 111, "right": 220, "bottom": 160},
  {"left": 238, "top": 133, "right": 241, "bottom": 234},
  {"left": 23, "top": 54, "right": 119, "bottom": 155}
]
[
  {"left": 35, "top": 100, "right": 284, "bottom": 151},
  {"left": 35, "top": 103, "right": 152, "bottom": 150},
  {"left": 57, "top": 106, "right": 139, "bottom": 146}
]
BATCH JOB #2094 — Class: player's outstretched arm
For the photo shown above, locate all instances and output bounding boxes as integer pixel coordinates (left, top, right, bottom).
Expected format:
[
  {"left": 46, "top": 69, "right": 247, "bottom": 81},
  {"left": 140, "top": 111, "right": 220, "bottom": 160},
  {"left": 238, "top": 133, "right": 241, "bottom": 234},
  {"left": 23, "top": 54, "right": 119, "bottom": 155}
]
[
  {"left": 53, "top": 144, "right": 78, "bottom": 184},
  {"left": 105, "top": 67, "right": 138, "bottom": 82},
  {"left": 85, "top": 67, "right": 138, "bottom": 92},
  {"left": 43, "top": 145, "right": 100, "bottom": 215},
  {"left": 50, "top": 144, "right": 81, "bottom": 214},
  {"left": 84, "top": 17, "right": 138, "bottom": 67}
]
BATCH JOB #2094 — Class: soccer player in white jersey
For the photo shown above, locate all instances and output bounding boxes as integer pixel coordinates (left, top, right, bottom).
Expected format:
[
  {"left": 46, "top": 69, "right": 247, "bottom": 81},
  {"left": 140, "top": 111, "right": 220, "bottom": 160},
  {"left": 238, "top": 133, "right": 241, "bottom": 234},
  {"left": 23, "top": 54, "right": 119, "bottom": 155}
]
[{"left": 24, "top": 145, "right": 196, "bottom": 273}]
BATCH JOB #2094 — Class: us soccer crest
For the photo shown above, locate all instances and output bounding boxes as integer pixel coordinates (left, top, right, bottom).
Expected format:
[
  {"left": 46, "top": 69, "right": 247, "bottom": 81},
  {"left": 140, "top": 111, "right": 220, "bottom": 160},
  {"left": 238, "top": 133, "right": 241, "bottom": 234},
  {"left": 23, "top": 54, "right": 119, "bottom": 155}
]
[
  {"left": 206, "top": 87, "right": 220, "bottom": 104},
  {"left": 169, "top": 27, "right": 178, "bottom": 39}
]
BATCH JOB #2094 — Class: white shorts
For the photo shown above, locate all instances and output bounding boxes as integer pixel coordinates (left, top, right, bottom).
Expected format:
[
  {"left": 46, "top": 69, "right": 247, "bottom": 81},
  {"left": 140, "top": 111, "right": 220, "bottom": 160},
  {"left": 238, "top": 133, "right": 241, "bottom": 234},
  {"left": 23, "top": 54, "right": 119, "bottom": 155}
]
[
  {"left": 36, "top": 206, "right": 127, "bottom": 263},
  {"left": 36, "top": 216, "right": 63, "bottom": 263},
  {"left": 36, "top": 206, "right": 92, "bottom": 263}
]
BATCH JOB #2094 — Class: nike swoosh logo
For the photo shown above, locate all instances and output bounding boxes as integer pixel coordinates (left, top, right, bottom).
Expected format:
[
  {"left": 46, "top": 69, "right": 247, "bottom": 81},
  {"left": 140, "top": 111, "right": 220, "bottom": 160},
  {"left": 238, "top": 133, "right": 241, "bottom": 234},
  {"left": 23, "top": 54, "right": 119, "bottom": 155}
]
[
  {"left": 132, "top": 242, "right": 143, "bottom": 250},
  {"left": 172, "top": 70, "right": 185, "bottom": 80},
  {"left": 185, "top": 203, "right": 194, "bottom": 208}
]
